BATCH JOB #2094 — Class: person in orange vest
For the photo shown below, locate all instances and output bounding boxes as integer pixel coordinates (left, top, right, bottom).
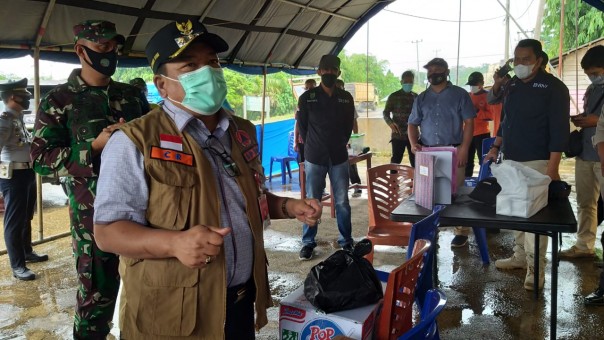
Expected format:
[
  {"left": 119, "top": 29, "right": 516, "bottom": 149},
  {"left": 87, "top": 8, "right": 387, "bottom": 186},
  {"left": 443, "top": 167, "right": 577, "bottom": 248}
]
[{"left": 465, "top": 72, "right": 493, "bottom": 177}]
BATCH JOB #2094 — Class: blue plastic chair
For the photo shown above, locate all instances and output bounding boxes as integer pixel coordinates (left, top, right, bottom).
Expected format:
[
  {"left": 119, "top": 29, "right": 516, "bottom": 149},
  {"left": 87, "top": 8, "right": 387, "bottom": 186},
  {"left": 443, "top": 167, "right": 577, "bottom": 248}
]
[
  {"left": 406, "top": 205, "right": 445, "bottom": 310},
  {"left": 470, "top": 158, "right": 493, "bottom": 265},
  {"left": 398, "top": 289, "right": 447, "bottom": 340},
  {"left": 460, "top": 136, "right": 494, "bottom": 265},
  {"left": 269, "top": 131, "right": 297, "bottom": 185}
]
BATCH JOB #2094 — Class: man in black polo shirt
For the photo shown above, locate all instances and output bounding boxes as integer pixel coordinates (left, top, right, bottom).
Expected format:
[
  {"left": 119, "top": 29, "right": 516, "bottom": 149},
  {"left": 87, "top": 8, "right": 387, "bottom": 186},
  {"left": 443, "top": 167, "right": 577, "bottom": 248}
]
[
  {"left": 297, "top": 54, "right": 355, "bottom": 260},
  {"left": 485, "top": 39, "right": 570, "bottom": 291}
]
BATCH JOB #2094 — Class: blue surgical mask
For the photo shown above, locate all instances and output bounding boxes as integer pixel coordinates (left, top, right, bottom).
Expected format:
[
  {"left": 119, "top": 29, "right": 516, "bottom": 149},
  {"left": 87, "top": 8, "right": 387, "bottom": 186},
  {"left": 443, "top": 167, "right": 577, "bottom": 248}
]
[
  {"left": 588, "top": 74, "right": 604, "bottom": 85},
  {"left": 402, "top": 83, "right": 413, "bottom": 93},
  {"left": 162, "top": 65, "right": 227, "bottom": 115}
]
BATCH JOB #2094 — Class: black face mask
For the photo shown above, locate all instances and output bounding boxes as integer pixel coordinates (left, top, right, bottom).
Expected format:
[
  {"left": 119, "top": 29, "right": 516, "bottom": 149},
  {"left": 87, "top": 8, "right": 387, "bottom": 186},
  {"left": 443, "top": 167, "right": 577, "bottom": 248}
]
[
  {"left": 81, "top": 45, "right": 118, "bottom": 77},
  {"left": 428, "top": 72, "right": 447, "bottom": 86},
  {"left": 321, "top": 74, "right": 338, "bottom": 88},
  {"left": 15, "top": 95, "right": 30, "bottom": 110}
]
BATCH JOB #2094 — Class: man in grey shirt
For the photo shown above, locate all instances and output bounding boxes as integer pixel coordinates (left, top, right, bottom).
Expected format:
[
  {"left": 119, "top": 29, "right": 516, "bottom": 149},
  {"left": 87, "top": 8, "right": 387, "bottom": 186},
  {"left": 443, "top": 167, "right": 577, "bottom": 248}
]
[
  {"left": 561, "top": 45, "right": 604, "bottom": 259},
  {"left": 408, "top": 57, "right": 476, "bottom": 248}
]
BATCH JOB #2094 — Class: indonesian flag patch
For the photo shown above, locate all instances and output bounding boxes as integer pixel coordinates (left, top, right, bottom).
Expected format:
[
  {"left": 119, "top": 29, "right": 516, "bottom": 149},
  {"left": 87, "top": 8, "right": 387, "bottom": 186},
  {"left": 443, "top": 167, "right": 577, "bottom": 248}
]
[{"left": 159, "top": 134, "right": 183, "bottom": 151}]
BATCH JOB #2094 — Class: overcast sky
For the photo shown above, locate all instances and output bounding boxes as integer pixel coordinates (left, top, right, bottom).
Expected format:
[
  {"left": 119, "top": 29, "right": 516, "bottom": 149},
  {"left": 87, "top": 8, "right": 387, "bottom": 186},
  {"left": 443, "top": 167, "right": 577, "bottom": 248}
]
[
  {"left": 345, "top": 0, "right": 541, "bottom": 76},
  {"left": 0, "top": 0, "right": 541, "bottom": 81}
]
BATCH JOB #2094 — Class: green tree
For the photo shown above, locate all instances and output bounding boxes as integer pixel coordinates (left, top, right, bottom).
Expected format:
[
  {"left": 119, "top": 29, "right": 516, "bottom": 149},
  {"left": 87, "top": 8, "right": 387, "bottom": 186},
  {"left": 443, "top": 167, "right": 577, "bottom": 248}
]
[
  {"left": 449, "top": 64, "right": 489, "bottom": 87},
  {"left": 338, "top": 51, "right": 400, "bottom": 100},
  {"left": 113, "top": 67, "right": 153, "bottom": 83},
  {"left": 541, "top": 0, "right": 604, "bottom": 57}
]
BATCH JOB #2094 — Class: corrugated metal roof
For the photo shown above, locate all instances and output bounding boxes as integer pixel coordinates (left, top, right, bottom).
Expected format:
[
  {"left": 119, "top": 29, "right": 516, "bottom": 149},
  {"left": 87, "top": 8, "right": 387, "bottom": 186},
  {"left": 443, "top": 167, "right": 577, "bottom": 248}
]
[{"left": 0, "top": 0, "right": 393, "bottom": 74}]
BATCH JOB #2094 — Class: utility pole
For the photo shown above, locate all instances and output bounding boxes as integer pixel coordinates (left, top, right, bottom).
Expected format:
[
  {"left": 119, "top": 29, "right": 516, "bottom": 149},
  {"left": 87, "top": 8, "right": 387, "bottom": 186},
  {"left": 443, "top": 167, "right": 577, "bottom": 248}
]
[
  {"left": 433, "top": 49, "right": 441, "bottom": 57},
  {"left": 504, "top": 0, "right": 510, "bottom": 60},
  {"left": 411, "top": 39, "right": 422, "bottom": 83}
]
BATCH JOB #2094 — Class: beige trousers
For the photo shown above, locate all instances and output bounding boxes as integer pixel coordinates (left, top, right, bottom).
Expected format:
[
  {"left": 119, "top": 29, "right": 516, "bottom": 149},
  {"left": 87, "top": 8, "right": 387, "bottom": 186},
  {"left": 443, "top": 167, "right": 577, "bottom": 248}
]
[{"left": 574, "top": 158, "right": 604, "bottom": 251}]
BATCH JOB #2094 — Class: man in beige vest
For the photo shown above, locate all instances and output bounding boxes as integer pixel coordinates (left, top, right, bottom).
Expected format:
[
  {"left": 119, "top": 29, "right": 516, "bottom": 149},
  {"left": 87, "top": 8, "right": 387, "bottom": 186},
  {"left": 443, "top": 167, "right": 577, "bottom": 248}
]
[{"left": 93, "top": 20, "right": 322, "bottom": 339}]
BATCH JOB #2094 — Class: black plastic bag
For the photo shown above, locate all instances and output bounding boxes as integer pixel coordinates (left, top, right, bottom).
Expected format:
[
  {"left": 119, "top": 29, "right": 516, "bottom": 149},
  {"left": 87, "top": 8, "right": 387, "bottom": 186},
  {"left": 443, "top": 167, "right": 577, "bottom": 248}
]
[
  {"left": 303, "top": 239, "right": 383, "bottom": 313},
  {"left": 564, "top": 129, "right": 583, "bottom": 158}
]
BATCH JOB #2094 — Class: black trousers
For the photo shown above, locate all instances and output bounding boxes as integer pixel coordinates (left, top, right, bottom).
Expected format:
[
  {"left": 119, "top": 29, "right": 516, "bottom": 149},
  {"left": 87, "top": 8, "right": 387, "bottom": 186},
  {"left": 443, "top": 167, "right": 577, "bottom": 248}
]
[
  {"left": 225, "top": 280, "right": 256, "bottom": 339},
  {"left": 391, "top": 138, "right": 415, "bottom": 167},
  {"left": 297, "top": 143, "right": 305, "bottom": 163},
  {"left": 465, "top": 133, "right": 491, "bottom": 177},
  {"left": 0, "top": 169, "right": 36, "bottom": 269},
  {"left": 349, "top": 164, "right": 361, "bottom": 185}
]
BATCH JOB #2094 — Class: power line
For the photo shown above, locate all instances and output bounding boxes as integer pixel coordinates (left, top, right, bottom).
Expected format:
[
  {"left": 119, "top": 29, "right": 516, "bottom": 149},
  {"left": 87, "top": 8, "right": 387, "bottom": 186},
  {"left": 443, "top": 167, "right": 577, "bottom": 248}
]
[{"left": 381, "top": 0, "right": 536, "bottom": 23}]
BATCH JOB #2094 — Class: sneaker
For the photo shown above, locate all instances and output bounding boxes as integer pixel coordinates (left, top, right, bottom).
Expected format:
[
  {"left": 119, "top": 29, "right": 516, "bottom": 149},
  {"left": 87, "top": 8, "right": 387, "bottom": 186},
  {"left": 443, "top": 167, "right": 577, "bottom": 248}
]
[
  {"left": 299, "top": 246, "right": 314, "bottom": 261},
  {"left": 351, "top": 189, "right": 362, "bottom": 198},
  {"left": 584, "top": 288, "right": 604, "bottom": 306},
  {"left": 450, "top": 235, "right": 468, "bottom": 248},
  {"left": 559, "top": 245, "right": 595, "bottom": 259},
  {"left": 495, "top": 255, "right": 527, "bottom": 270},
  {"left": 524, "top": 266, "right": 544, "bottom": 291}
]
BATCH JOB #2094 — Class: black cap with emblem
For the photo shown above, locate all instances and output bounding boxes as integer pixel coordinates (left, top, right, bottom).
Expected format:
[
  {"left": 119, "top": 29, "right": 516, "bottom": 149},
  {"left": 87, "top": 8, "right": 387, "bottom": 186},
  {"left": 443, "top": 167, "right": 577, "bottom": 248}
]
[
  {"left": 0, "top": 78, "right": 31, "bottom": 96},
  {"left": 145, "top": 20, "right": 229, "bottom": 73}
]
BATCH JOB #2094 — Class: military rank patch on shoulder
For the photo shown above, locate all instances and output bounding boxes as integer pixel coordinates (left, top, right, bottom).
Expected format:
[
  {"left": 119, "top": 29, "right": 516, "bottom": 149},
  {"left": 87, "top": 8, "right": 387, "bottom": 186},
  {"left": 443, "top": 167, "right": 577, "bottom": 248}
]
[{"left": 150, "top": 146, "right": 193, "bottom": 166}]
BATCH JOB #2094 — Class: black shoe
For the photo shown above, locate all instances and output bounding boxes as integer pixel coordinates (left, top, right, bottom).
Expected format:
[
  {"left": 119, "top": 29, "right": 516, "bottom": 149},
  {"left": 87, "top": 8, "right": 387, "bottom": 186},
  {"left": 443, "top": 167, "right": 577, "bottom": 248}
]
[
  {"left": 25, "top": 252, "right": 49, "bottom": 263},
  {"left": 584, "top": 288, "right": 604, "bottom": 306},
  {"left": 352, "top": 189, "right": 362, "bottom": 198},
  {"left": 451, "top": 235, "right": 468, "bottom": 248},
  {"left": 299, "top": 246, "right": 314, "bottom": 261},
  {"left": 12, "top": 267, "right": 36, "bottom": 281}
]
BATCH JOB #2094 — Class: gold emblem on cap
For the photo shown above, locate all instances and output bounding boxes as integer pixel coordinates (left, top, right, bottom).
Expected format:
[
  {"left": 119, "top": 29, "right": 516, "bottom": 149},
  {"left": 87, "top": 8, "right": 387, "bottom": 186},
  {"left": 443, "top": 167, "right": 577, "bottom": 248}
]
[{"left": 174, "top": 20, "right": 200, "bottom": 48}]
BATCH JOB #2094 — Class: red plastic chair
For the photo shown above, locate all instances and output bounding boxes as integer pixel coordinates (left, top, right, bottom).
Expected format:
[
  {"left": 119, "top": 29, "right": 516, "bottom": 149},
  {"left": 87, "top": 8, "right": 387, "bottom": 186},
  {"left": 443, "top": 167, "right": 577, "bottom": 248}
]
[
  {"left": 376, "top": 239, "right": 431, "bottom": 340},
  {"left": 366, "top": 164, "right": 414, "bottom": 263}
]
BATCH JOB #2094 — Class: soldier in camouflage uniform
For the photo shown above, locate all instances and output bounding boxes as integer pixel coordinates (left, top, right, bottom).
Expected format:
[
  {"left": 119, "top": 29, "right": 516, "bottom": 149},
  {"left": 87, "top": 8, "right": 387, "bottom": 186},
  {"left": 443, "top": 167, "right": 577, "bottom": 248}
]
[
  {"left": 30, "top": 20, "right": 149, "bottom": 339},
  {"left": 383, "top": 70, "right": 418, "bottom": 167}
]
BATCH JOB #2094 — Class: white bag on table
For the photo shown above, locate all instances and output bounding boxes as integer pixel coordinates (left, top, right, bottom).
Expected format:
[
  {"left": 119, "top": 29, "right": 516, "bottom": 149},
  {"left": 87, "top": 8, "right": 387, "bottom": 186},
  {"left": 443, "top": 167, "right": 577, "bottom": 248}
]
[{"left": 491, "top": 160, "right": 551, "bottom": 218}]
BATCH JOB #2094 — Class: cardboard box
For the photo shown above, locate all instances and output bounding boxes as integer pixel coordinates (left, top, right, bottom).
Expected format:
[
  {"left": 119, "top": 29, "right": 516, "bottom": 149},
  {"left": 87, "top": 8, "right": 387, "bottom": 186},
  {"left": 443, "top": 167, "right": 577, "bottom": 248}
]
[{"left": 279, "top": 285, "right": 381, "bottom": 340}]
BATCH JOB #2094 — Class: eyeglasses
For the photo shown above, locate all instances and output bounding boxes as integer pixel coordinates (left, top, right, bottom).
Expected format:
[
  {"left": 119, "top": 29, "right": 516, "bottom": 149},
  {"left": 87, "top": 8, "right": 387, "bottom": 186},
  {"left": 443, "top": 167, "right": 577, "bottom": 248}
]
[{"left": 203, "top": 135, "right": 241, "bottom": 177}]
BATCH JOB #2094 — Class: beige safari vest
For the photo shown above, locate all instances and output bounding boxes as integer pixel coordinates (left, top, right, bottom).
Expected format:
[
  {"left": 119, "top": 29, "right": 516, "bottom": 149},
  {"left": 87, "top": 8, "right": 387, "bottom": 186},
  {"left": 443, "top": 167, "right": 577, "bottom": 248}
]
[{"left": 118, "top": 108, "right": 271, "bottom": 339}]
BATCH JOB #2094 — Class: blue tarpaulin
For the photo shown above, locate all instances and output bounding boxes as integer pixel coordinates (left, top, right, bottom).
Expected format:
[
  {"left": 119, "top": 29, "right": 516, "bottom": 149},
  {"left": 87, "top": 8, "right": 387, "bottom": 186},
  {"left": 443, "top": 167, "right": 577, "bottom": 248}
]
[{"left": 256, "top": 119, "right": 298, "bottom": 178}]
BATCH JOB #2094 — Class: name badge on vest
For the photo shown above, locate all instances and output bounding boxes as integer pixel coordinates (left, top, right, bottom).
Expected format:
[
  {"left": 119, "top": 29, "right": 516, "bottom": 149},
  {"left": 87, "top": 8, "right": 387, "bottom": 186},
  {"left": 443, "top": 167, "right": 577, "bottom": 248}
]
[
  {"left": 150, "top": 146, "right": 193, "bottom": 166},
  {"left": 258, "top": 193, "right": 271, "bottom": 229}
]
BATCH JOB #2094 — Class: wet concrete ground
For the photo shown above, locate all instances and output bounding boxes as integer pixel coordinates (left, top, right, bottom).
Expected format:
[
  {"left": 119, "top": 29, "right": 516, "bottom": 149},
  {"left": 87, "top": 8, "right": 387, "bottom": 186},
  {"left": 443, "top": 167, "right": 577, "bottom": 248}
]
[{"left": 1, "top": 157, "right": 604, "bottom": 339}]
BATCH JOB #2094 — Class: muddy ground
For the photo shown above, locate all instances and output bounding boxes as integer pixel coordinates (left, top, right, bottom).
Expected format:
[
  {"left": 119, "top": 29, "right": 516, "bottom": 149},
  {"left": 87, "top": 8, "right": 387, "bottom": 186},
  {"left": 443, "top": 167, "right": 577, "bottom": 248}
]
[{"left": 1, "top": 156, "right": 604, "bottom": 339}]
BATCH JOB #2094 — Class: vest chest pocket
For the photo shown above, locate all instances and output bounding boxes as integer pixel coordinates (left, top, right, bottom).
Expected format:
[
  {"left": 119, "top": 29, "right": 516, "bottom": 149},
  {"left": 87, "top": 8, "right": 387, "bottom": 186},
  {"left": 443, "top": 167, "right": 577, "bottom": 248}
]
[{"left": 146, "top": 161, "right": 197, "bottom": 230}]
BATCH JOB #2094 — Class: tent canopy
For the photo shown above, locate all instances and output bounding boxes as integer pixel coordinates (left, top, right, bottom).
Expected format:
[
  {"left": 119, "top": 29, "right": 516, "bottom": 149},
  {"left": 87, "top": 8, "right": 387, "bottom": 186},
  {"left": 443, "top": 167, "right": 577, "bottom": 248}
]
[{"left": 0, "top": 0, "right": 393, "bottom": 75}]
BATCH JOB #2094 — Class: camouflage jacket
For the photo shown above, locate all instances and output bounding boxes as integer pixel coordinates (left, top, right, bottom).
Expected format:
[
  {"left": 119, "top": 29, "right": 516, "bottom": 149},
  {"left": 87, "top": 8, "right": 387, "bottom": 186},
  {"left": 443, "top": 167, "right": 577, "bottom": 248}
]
[
  {"left": 31, "top": 68, "right": 149, "bottom": 210},
  {"left": 383, "top": 89, "right": 417, "bottom": 139}
]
